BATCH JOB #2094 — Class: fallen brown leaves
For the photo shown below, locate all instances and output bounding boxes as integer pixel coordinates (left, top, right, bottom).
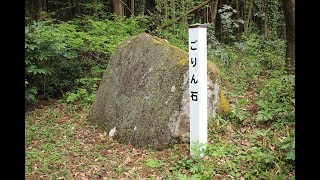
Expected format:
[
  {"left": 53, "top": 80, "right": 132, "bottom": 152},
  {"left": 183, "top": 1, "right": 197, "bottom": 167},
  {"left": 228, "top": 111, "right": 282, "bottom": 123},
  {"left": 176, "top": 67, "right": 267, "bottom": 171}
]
[{"left": 26, "top": 100, "right": 183, "bottom": 179}]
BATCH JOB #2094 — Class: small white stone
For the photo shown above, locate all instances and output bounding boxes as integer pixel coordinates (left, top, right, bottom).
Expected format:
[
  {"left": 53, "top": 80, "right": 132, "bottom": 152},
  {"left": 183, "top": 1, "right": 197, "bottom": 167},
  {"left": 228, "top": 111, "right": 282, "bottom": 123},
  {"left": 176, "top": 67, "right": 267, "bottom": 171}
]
[
  {"left": 109, "top": 127, "right": 117, "bottom": 137},
  {"left": 134, "top": 126, "right": 137, "bottom": 131},
  {"left": 171, "top": 86, "right": 176, "bottom": 92}
]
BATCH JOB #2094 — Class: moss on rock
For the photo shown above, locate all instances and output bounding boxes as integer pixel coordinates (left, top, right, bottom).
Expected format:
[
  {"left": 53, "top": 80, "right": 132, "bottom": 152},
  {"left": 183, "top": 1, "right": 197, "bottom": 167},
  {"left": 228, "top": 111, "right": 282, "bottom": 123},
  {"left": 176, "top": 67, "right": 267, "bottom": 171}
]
[{"left": 219, "top": 90, "right": 231, "bottom": 115}]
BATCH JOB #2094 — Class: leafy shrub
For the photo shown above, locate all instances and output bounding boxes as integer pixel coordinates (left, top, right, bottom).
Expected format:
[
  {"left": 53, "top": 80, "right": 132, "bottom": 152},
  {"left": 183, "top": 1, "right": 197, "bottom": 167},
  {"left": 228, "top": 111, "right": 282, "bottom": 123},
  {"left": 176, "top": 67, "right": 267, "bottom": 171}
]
[
  {"left": 25, "top": 20, "right": 93, "bottom": 104},
  {"left": 280, "top": 134, "right": 295, "bottom": 161},
  {"left": 152, "top": 23, "right": 189, "bottom": 51},
  {"left": 25, "top": 16, "right": 147, "bottom": 105},
  {"left": 207, "top": 38, "right": 233, "bottom": 68},
  {"left": 79, "top": 15, "right": 147, "bottom": 55},
  {"left": 174, "top": 156, "right": 196, "bottom": 171},
  {"left": 240, "top": 33, "right": 286, "bottom": 70},
  {"left": 145, "top": 158, "right": 163, "bottom": 168},
  {"left": 25, "top": 80, "right": 38, "bottom": 104},
  {"left": 218, "top": 5, "right": 244, "bottom": 43},
  {"left": 256, "top": 75, "right": 295, "bottom": 123},
  {"left": 172, "top": 155, "right": 212, "bottom": 179},
  {"left": 230, "top": 98, "right": 250, "bottom": 123},
  {"left": 64, "top": 77, "right": 101, "bottom": 108}
]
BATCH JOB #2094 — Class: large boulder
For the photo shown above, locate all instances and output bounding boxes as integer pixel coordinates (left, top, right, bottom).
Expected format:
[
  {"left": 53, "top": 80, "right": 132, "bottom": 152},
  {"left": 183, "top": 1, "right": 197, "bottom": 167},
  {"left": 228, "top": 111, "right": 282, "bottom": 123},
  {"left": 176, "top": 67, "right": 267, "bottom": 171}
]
[{"left": 88, "top": 33, "right": 229, "bottom": 150}]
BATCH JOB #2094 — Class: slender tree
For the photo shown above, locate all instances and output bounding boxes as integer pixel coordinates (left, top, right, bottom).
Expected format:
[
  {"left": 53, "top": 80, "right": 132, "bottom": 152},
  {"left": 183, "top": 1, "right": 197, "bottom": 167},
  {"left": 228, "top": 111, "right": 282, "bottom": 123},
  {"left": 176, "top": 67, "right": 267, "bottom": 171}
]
[
  {"left": 281, "top": 0, "right": 295, "bottom": 74},
  {"left": 235, "top": 0, "right": 241, "bottom": 36},
  {"left": 182, "top": 0, "right": 187, "bottom": 24},
  {"left": 112, "top": 0, "right": 124, "bottom": 16},
  {"left": 211, "top": 0, "right": 219, "bottom": 24},
  {"left": 164, "top": 0, "right": 168, "bottom": 20},
  {"left": 239, "top": 0, "right": 245, "bottom": 32},
  {"left": 263, "top": 0, "right": 270, "bottom": 37},
  {"left": 172, "top": 0, "right": 176, "bottom": 20},
  {"left": 131, "top": 0, "right": 134, "bottom": 16},
  {"left": 215, "top": 0, "right": 222, "bottom": 41},
  {"left": 32, "top": 0, "right": 48, "bottom": 19},
  {"left": 244, "top": 0, "right": 253, "bottom": 31}
]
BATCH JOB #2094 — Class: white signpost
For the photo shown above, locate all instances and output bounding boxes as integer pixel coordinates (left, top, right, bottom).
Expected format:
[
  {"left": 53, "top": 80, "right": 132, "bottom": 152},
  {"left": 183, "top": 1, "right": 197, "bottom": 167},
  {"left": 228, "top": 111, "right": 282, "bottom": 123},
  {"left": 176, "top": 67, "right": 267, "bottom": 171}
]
[{"left": 188, "top": 24, "right": 208, "bottom": 156}]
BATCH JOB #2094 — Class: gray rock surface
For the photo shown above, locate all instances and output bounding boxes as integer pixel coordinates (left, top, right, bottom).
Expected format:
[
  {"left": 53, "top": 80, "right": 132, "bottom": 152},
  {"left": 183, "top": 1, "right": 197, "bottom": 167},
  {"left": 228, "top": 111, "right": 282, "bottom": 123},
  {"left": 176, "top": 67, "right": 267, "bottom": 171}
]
[{"left": 88, "top": 33, "right": 222, "bottom": 149}]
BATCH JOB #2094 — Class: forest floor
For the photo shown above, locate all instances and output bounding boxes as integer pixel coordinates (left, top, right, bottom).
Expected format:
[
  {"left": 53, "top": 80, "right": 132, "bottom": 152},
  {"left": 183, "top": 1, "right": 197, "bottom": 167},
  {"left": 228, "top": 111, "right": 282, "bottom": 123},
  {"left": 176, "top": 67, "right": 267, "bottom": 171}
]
[
  {"left": 25, "top": 96, "right": 294, "bottom": 179},
  {"left": 25, "top": 59, "right": 295, "bottom": 179}
]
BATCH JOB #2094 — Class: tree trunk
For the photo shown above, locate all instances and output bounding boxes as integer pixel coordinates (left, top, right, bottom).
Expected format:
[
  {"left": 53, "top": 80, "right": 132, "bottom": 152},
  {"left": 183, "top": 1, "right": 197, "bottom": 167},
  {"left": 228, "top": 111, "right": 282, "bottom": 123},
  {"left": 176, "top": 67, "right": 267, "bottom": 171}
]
[
  {"left": 35, "top": 0, "right": 42, "bottom": 19},
  {"left": 112, "top": 0, "right": 124, "bottom": 16},
  {"left": 42, "top": 0, "right": 47, "bottom": 12},
  {"left": 281, "top": 0, "right": 295, "bottom": 74},
  {"left": 236, "top": 0, "right": 241, "bottom": 36},
  {"left": 239, "top": 0, "right": 245, "bottom": 33},
  {"left": 215, "top": 0, "right": 222, "bottom": 41},
  {"left": 263, "top": 0, "right": 269, "bottom": 37},
  {"left": 69, "top": 0, "right": 73, "bottom": 20},
  {"left": 172, "top": 0, "right": 176, "bottom": 19},
  {"left": 141, "top": 0, "right": 145, "bottom": 15},
  {"left": 202, "top": 3, "right": 209, "bottom": 23},
  {"left": 244, "top": 0, "right": 253, "bottom": 31},
  {"left": 131, "top": 0, "right": 134, "bottom": 16},
  {"left": 211, "top": 0, "right": 219, "bottom": 24},
  {"left": 182, "top": 0, "right": 187, "bottom": 24},
  {"left": 164, "top": 0, "right": 168, "bottom": 20},
  {"left": 77, "top": 0, "right": 81, "bottom": 15}
]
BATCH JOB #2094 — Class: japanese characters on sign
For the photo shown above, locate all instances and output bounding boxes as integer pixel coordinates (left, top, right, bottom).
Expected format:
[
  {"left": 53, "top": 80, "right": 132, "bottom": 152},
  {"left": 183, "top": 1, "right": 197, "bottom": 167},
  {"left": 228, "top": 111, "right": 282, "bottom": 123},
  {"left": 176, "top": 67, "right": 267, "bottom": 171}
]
[
  {"left": 190, "top": 40, "right": 198, "bottom": 101},
  {"left": 188, "top": 24, "right": 208, "bottom": 157}
]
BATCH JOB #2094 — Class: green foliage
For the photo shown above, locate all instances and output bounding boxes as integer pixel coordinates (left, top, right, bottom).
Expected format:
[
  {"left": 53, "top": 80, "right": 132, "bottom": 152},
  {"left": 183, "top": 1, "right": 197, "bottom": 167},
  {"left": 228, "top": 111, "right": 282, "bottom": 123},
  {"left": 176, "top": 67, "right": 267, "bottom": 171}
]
[
  {"left": 25, "top": 20, "right": 92, "bottom": 104},
  {"left": 25, "top": 80, "right": 38, "bottom": 104},
  {"left": 153, "top": 23, "right": 189, "bottom": 51},
  {"left": 209, "top": 32, "right": 285, "bottom": 72},
  {"left": 175, "top": 173, "right": 207, "bottom": 180},
  {"left": 190, "top": 141, "right": 207, "bottom": 158},
  {"left": 230, "top": 98, "right": 250, "bottom": 123},
  {"left": 25, "top": 16, "right": 147, "bottom": 105},
  {"left": 79, "top": 15, "right": 147, "bottom": 55},
  {"left": 145, "top": 158, "right": 163, "bottom": 168},
  {"left": 174, "top": 156, "right": 196, "bottom": 171},
  {"left": 209, "top": 116, "right": 228, "bottom": 134},
  {"left": 256, "top": 75, "right": 295, "bottom": 123},
  {"left": 170, "top": 138, "right": 294, "bottom": 179},
  {"left": 241, "top": 33, "right": 286, "bottom": 68},
  {"left": 218, "top": 5, "right": 244, "bottom": 43},
  {"left": 207, "top": 31, "right": 233, "bottom": 68},
  {"left": 64, "top": 77, "right": 101, "bottom": 108},
  {"left": 172, "top": 155, "right": 211, "bottom": 179},
  {"left": 205, "top": 27, "right": 294, "bottom": 178},
  {"left": 280, "top": 135, "right": 295, "bottom": 161}
]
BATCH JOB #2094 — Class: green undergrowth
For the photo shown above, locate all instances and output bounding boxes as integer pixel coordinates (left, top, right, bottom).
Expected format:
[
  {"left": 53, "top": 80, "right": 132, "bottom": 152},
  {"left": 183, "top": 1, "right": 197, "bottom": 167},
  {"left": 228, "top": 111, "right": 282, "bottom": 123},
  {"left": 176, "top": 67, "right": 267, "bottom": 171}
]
[
  {"left": 25, "top": 16, "right": 147, "bottom": 105},
  {"left": 25, "top": 99, "right": 294, "bottom": 179}
]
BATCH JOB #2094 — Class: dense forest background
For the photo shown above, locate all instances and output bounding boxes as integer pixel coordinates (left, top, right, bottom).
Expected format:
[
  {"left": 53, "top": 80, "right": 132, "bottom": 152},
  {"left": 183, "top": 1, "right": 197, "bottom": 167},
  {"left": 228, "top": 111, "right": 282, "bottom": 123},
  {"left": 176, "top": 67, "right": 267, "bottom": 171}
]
[
  {"left": 25, "top": 0, "right": 294, "bottom": 104},
  {"left": 25, "top": 0, "right": 295, "bottom": 179}
]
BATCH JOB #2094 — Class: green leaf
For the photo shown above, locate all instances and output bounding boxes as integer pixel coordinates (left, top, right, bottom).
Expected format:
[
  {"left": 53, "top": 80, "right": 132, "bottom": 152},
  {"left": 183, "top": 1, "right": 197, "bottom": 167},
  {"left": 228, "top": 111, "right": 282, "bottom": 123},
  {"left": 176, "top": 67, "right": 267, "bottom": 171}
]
[
  {"left": 176, "top": 173, "right": 190, "bottom": 180},
  {"left": 145, "top": 158, "right": 163, "bottom": 168},
  {"left": 285, "top": 151, "right": 295, "bottom": 160}
]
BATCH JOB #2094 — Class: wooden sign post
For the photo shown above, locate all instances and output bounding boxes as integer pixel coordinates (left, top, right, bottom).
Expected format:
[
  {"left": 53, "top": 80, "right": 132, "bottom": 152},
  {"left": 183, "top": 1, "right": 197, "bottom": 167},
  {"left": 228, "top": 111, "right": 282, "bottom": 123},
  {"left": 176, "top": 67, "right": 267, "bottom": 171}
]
[{"left": 188, "top": 24, "right": 208, "bottom": 156}]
